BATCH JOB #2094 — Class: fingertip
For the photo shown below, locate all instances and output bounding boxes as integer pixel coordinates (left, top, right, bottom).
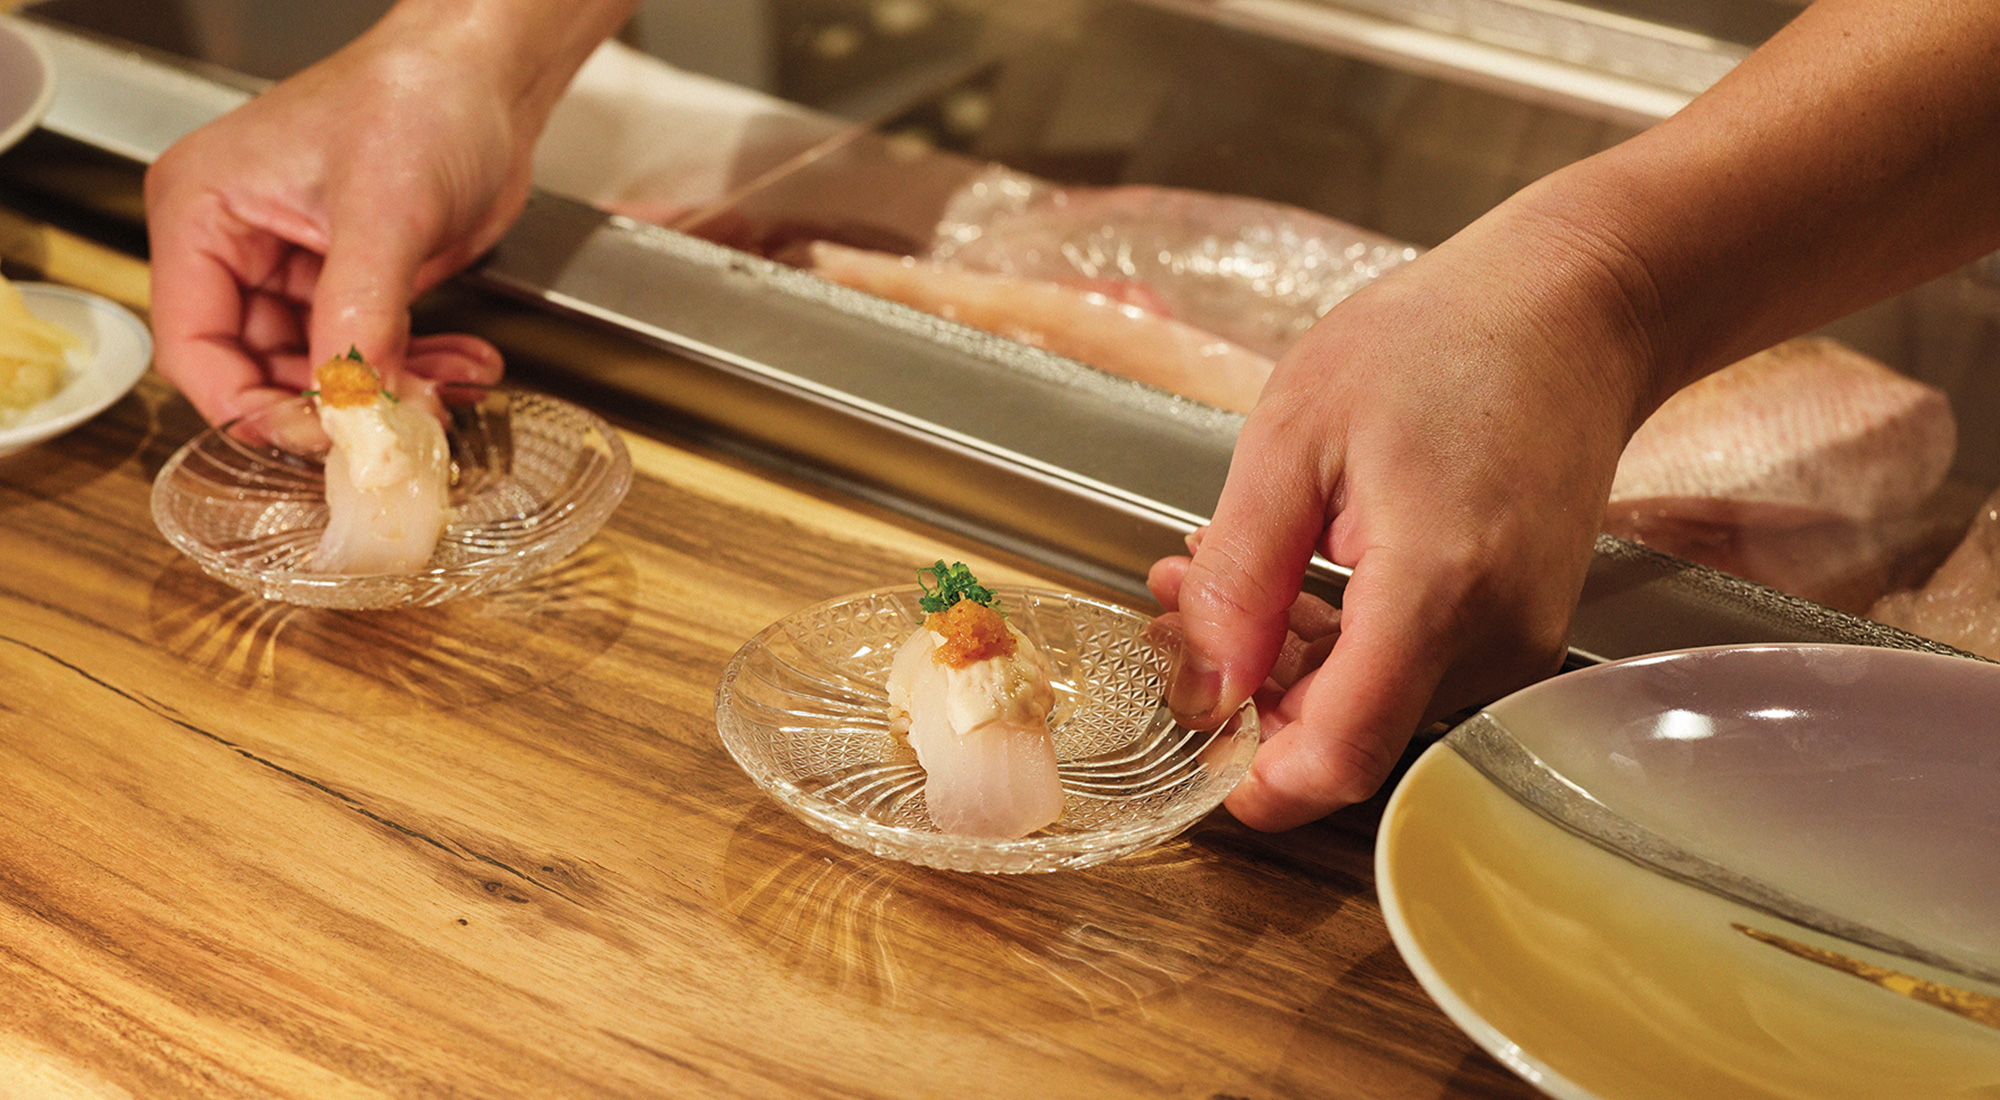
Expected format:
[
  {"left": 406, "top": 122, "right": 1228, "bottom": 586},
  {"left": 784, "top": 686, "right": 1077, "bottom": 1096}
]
[
  {"left": 1223, "top": 765, "right": 1332, "bottom": 832},
  {"left": 1223, "top": 740, "right": 1385, "bottom": 832},
  {"left": 1165, "top": 545, "right": 1294, "bottom": 729},
  {"left": 1145, "top": 554, "right": 1191, "bottom": 612},
  {"left": 1164, "top": 642, "right": 1225, "bottom": 727},
  {"left": 406, "top": 333, "right": 505, "bottom": 385}
]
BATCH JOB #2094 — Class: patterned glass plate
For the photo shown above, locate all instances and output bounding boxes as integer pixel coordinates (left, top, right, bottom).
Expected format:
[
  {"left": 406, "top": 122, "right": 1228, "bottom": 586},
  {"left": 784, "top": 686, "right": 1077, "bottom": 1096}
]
[
  {"left": 151, "top": 383, "right": 632, "bottom": 610},
  {"left": 715, "top": 586, "right": 1259, "bottom": 873}
]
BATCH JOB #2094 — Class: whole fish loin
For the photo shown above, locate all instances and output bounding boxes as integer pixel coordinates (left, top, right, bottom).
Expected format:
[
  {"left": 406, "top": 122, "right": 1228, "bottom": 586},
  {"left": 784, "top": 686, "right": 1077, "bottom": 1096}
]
[
  {"left": 886, "top": 625, "right": 1064, "bottom": 838},
  {"left": 930, "top": 166, "right": 1419, "bottom": 361},
  {"left": 1870, "top": 485, "right": 2000, "bottom": 659},
  {"left": 1608, "top": 337, "right": 1957, "bottom": 529},
  {"left": 808, "top": 240, "right": 1274, "bottom": 415}
]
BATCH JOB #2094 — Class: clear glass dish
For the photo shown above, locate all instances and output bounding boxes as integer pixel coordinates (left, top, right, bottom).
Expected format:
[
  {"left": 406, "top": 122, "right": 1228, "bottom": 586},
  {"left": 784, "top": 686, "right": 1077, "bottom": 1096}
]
[
  {"left": 151, "top": 383, "right": 632, "bottom": 610},
  {"left": 714, "top": 585, "right": 1258, "bottom": 874}
]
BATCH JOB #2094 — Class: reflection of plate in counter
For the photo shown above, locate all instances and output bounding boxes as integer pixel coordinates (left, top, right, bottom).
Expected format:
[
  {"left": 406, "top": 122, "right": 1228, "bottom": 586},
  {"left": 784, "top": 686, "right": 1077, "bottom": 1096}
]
[
  {"left": 0, "top": 18, "right": 55, "bottom": 157},
  {"left": 1377, "top": 645, "right": 2000, "bottom": 1100},
  {"left": 150, "top": 384, "right": 633, "bottom": 610},
  {"left": 0, "top": 284, "right": 154, "bottom": 456},
  {"left": 715, "top": 586, "right": 1258, "bottom": 874}
]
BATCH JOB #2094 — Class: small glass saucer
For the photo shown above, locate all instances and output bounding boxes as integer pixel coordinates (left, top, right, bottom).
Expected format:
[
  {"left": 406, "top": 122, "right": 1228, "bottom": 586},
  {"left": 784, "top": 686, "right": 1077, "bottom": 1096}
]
[
  {"left": 714, "top": 585, "right": 1258, "bottom": 874},
  {"left": 151, "top": 383, "right": 632, "bottom": 610}
]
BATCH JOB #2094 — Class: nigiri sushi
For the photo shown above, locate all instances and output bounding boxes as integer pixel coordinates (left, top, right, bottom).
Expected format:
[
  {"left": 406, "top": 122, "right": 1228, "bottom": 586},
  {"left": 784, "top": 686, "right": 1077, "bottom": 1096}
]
[
  {"left": 886, "top": 562, "right": 1064, "bottom": 838},
  {"left": 306, "top": 350, "right": 452, "bottom": 574}
]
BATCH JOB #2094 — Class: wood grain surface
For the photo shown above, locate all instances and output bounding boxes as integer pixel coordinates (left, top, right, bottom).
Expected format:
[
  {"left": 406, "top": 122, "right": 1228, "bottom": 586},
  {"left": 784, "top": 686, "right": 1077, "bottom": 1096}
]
[{"left": 0, "top": 249, "right": 1540, "bottom": 1098}]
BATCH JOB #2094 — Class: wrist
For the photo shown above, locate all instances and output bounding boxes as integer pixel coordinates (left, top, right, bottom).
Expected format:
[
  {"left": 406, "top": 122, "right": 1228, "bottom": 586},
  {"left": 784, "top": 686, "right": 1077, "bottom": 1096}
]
[{"left": 364, "top": 0, "right": 636, "bottom": 133}]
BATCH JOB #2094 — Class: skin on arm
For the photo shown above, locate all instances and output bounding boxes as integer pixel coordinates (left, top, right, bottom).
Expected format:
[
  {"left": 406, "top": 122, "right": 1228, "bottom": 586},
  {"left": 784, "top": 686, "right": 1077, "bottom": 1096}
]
[
  {"left": 144, "top": 0, "right": 639, "bottom": 425},
  {"left": 1159, "top": 0, "right": 2000, "bottom": 830}
]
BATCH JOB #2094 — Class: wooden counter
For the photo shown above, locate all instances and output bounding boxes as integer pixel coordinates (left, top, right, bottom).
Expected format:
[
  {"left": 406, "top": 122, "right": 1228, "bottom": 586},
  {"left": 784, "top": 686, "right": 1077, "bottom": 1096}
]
[{"left": 0, "top": 228, "right": 1539, "bottom": 1099}]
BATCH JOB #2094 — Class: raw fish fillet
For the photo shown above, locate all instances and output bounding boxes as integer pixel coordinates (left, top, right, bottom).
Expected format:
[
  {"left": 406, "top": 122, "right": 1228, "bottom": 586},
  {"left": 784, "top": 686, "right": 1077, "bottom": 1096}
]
[
  {"left": 1607, "top": 500, "right": 1977, "bottom": 615},
  {"left": 885, "top": 620, "right": 1063, "bottom": 838},
  {"left": 930, "top": 166, "right": 1418, "bottom": 360},
  {"left": 808, "top": 240, "right": 1274, "bottom": 414},
  {"left": 1870, "top": 485, "right": 2000, "bottom": 659},
  {"left": 308, "top": 355, "right": 453, "bottom": 575},
  {"left": 1608, "top": 338, "right": 1957, "bottom": 529}
]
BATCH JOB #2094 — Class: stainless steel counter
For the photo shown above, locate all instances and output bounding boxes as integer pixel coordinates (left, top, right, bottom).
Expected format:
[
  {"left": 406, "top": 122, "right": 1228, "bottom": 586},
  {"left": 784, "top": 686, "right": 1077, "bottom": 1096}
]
[{"left": 6, "top": 4, "right": 1982, "bottom": 669}]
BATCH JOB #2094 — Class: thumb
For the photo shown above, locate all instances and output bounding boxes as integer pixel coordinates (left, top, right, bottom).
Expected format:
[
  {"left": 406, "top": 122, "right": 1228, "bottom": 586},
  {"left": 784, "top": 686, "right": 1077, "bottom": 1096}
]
[{"left": 1167, "top": 414, "right": 1334, "bottom": 727}]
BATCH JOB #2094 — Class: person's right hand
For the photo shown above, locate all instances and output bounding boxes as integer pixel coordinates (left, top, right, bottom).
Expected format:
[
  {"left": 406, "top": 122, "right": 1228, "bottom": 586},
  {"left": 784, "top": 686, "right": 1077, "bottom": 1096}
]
[
  {"left": 144, "top": 1, "right": 631, "bottom": 425},
  {"left": 1152, "top": 201, "right": 1665, "bottom": 832}
]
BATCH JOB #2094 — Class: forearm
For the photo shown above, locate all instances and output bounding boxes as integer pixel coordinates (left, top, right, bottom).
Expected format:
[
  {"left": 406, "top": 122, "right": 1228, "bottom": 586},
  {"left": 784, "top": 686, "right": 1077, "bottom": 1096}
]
[
  {"left": 360, "top": 0, "right": 641, "bottom": 136},
  {"left": 1483, "top": 0, "right": 2000, "bottom": 421}
]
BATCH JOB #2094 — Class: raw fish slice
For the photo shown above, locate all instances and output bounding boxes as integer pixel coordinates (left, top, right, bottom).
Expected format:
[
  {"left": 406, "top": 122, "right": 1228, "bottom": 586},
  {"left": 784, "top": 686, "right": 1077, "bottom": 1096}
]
[
  {"left": 886, "top": 625, "right": 1064, "bottom": 839},
  {"left": 1870, "top": 485, "right": 2000, "bottom": 659},
  {"left": 1608, "top": 337, "right": 1957, "bottom": 529},
  {"left": 930, "top": 166, "right": 1418, "bottom": 360},
  {"left": 808, "top": 240, "right": 1274, "bottom": 415},
  {"left": 307, "top": 354, "right": 453, "bottom": 575}
]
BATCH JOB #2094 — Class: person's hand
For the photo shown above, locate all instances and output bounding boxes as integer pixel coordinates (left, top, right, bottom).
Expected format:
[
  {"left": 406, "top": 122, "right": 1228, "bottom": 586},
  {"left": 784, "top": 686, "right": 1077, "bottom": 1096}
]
[
  {"left": 143, "top": 2, "right": 623, "bottom": 424},
  {"left": 1153, "top": 210, "right": 1658, "bottom": 831}
]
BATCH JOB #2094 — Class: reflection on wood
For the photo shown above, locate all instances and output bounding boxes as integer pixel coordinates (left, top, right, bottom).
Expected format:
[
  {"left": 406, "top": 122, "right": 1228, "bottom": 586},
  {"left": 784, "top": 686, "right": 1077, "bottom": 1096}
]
[{"left": 1, "top": 357, "right": 1532, "bottom": 1097}]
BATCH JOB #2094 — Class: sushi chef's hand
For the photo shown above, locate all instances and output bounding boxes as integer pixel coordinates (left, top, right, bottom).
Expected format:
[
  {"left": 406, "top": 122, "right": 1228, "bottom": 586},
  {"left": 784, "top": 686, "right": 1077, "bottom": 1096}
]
[
  {"left": 145, "top": 0, "right": 636, "bottom": 425},
  {"left": 1150, "top": 218, "right": 1658, "bottom": 831},
  {"left": 1153, "top": 0, "right": 2000, "bottom": 830}
]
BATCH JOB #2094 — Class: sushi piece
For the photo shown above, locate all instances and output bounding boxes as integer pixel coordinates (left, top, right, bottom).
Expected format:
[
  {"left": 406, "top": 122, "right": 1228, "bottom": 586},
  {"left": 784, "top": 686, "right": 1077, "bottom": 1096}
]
[
  {"left": 885, "top": 561, "right": 1063, "bottom": 838},
  {"left": 306, "top": 349, "right": 452, "bottom": 575}
]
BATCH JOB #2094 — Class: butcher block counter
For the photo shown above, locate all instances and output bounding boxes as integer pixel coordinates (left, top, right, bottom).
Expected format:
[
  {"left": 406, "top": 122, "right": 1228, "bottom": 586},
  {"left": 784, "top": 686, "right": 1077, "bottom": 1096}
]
[{"left": 0, "top": 216, "right": 1540, "bottom": 1098}]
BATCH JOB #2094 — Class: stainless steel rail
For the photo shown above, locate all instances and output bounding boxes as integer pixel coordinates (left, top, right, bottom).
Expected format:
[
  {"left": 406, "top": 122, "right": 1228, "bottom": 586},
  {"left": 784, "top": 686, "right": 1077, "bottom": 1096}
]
[{"left": 12, "top": 12, "right": 1967, "bottom": 665}]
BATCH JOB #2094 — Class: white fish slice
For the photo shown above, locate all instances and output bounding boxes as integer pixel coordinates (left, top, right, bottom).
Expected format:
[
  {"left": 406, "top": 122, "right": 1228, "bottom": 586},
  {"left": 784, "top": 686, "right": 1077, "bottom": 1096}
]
[{"left": 886, "top": 626, "right": 1064, "bottom": 839}]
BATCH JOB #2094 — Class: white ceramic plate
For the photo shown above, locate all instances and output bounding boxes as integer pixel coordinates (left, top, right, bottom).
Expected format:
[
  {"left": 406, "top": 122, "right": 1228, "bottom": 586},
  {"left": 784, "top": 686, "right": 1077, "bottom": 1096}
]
[
  {"left": 0, "top": 283, "right": 153, "bottom": 456},
  {"left": 0, "top": 18, "right": 55, "bottom": 157},
  {"left": 1376, "top": 644, "right": 2000, "bottom": 1100}
]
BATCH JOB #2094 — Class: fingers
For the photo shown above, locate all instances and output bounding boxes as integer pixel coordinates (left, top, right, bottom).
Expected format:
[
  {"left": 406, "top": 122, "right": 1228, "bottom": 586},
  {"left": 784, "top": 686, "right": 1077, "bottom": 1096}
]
[
  {"left": 1223, "top": 556, "right": 1447, "bottom": 830},
  {"left": 405, "top": 333, "right": 505, "bottom": 386},
  {"left": 145, "top": 171, "right": 297, "bottom": 425}
]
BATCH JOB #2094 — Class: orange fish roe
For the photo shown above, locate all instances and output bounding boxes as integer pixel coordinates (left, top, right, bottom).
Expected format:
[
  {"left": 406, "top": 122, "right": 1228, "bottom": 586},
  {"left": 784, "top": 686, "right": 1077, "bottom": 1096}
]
[
  {"left": 313, "top": 354, "right": 383, "bottom": 409},
  {"left": 927, "top": 599, "right": 1016, "bottom": 668}
]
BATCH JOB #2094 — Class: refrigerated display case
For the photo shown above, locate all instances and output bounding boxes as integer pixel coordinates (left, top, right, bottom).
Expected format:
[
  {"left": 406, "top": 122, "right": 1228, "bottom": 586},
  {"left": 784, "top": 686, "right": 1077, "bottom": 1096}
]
[{"left": 7, "top": 0, "right": 1994, "bottom": 670}]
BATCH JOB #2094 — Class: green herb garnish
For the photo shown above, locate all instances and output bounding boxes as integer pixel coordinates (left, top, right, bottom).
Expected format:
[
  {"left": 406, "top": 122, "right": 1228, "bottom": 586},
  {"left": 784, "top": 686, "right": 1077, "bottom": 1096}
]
[{"left": 917, "top": 560, "right": 1000, "bottom": 615}]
